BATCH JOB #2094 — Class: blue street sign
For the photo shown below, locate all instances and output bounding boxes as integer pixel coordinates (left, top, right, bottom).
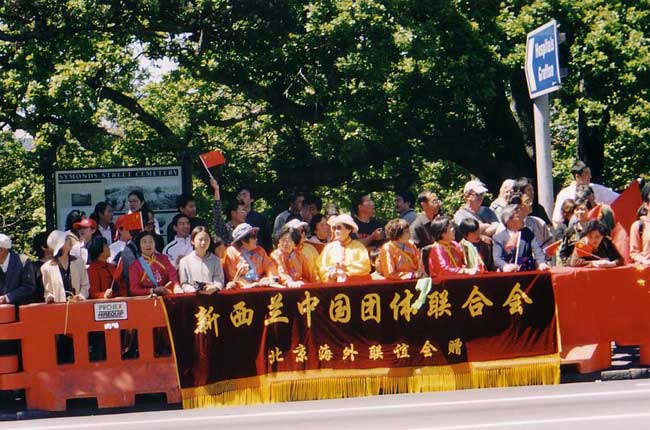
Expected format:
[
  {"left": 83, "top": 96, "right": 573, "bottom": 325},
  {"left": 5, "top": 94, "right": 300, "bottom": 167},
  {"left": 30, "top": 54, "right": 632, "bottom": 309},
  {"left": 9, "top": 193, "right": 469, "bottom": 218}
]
[{"left": 525, "top": 19, "right": 561, "bottom": 99}]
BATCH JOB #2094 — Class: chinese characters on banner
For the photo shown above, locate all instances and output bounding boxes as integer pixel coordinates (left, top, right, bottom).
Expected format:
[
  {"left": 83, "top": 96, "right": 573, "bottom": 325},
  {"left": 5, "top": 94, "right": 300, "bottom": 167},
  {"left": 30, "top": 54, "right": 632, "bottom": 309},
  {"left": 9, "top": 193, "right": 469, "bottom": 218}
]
[{"left": 163, "top": 273, "right": 557, "bottom": 396}]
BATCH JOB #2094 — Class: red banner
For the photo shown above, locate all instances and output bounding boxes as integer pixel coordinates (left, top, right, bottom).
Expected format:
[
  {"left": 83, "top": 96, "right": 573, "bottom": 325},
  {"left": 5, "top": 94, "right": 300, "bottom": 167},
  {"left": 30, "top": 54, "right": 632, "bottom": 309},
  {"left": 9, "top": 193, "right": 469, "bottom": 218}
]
[{"left": 163, "top": 273, "right": 558, "bottom": 407}]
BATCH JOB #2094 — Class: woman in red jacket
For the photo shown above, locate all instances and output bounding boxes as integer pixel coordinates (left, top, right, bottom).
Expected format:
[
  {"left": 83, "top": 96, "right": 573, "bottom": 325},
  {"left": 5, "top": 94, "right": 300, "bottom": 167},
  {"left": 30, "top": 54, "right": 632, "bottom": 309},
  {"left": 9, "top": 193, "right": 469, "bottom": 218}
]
[
  {"left": 428, "top": 217, "right": 477, "bottom": 277},
  {"left": 87, "top": 236, "right": 126, "bottom": 299},
  {"left": 128, "top": 231, "right": 181, "bottom": 296}
]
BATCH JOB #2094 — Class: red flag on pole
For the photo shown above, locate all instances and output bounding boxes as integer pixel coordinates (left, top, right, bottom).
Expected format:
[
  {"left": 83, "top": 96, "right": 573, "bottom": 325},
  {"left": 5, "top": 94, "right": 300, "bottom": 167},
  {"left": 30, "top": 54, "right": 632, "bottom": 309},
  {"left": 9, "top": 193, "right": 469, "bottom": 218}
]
[
  {"left": 575, "top": 241, "right": 598, "bottom": 259},
  {"left": 115, "top": 212, "right": 143, "bottom": 232},
  {"left": 543, "top": 240, "right": 562, "bottom": 258},
  {"left": 200, "top": 150, "right": 226, "bottom": 168},
  {"left": 611, "top": 180, "right": 642, "bottom": 234}
]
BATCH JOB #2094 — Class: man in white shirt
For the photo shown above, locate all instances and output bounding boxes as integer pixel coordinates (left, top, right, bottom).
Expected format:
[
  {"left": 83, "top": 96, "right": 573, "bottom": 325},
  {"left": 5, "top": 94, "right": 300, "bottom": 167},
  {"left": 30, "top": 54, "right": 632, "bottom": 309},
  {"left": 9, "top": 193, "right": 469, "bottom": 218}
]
[
  {"left": 163, "top": 214, "right": 193, "bottom": 268},
  {"left": 552, "top": 161, "right": 619, "bottom": 227}
]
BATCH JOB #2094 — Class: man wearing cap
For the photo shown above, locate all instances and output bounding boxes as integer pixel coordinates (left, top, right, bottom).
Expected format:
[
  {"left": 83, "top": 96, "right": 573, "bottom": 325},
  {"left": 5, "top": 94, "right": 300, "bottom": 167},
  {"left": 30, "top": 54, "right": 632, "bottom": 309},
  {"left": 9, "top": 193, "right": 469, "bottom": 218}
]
[
  {"left": 318, "top": 214, "right": 371, "bottom": 282},
  {"left": 0, "top": 234, "right": 35, "bottom": 305},
  {"left": 453, "top": 180, "right": 500, "bottom": 241},
  {"left": 109, "top": 216, "right": 130, "bottom": 264},
  {"left": 285, "top": 218, "right": 320, "bottom": 276},
  {"left": 70, "top": 218, "right": 97, "bottom": 264},
  {"left": 552, "top": 160, "right": 619, "bottom": 228},
  {"left": 163, "top": 214, "right": 193, "bottom": 268},
  {"left": 223, "top": 223, "right": 278, "bottom": 288}
]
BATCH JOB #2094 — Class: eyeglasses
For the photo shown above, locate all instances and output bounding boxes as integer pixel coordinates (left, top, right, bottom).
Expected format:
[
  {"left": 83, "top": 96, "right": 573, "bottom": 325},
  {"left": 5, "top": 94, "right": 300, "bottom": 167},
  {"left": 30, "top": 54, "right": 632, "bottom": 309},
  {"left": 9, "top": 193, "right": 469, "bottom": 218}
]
[{"left": 332, "top": 225, "right": 348, "bottom": 231}]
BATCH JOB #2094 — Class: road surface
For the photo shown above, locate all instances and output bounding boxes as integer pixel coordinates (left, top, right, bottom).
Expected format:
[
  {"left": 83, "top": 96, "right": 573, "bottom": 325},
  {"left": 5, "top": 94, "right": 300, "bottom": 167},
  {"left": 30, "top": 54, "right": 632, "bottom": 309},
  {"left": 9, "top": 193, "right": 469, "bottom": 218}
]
[{"left": 3, "top": 379, "right": 650, "bottom": 429}]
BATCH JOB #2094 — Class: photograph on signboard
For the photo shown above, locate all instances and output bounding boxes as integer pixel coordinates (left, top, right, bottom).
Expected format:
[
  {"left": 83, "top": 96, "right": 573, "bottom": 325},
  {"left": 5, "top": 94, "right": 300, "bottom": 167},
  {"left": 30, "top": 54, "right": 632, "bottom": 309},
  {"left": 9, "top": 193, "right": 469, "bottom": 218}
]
[{"left": 55, "top": 166, "right": 183, "bottom": 237}]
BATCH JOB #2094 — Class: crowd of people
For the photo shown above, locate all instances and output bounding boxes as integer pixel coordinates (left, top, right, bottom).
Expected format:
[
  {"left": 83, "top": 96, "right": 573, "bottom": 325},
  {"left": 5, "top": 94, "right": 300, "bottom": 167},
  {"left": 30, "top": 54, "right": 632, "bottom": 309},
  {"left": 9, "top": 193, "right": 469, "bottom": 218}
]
[{"left": 1, "top": 160, "right": 649, "bottom": 305}]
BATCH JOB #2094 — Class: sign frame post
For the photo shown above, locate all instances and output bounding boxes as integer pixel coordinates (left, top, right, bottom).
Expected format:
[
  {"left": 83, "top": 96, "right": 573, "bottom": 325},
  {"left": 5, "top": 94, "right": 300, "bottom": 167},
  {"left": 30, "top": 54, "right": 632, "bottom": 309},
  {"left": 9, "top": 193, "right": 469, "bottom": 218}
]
[{"left": 525, "top": 19, "right": 562, "bottom": 219}]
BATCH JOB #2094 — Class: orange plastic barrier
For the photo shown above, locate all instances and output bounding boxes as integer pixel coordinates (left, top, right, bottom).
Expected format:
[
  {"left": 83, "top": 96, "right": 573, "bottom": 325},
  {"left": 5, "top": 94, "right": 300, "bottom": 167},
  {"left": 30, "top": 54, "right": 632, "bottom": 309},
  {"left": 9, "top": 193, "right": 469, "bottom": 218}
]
[
  {"left": 0, "top": 297, "right": 180, "bottom": 411},
  {"left": 553, "top": 265, "right": 650, "bottom": 373},
  {"left": 1, "top": 266, "right": 647, "bottom": 411}
]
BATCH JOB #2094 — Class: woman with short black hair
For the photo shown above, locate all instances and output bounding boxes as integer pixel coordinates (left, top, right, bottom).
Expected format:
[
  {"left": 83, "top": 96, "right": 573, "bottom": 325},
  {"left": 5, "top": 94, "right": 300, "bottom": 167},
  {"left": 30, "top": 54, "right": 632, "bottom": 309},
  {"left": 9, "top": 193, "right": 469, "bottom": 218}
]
[
  {"left": 428, "top": 217, "right": 475, "bottom": 277},
  {"left": 128, "top": 231, "right": 181, "bottom": 296},
  {"left": 568, "top": 220, "right": 622, "bottom": 268},
  {"left": 376, "top": 218, "right": 421, "bottom": 280}
]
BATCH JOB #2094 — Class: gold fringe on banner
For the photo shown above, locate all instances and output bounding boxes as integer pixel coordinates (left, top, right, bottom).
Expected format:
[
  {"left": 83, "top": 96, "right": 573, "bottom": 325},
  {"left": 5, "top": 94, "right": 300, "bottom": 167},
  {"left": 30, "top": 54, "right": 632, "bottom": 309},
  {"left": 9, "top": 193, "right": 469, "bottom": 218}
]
[{"left": 180, "top": 355, "right": 559, "bottom": 409}]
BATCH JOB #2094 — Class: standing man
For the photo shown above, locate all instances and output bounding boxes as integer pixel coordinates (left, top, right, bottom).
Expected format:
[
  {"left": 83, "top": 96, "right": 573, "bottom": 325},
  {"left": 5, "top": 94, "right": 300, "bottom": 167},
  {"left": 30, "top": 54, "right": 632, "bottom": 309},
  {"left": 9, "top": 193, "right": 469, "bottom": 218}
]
[
  {"left": 453, "top": 180, "right": 500, "bottom": 242},
  {"left": 273, "top": 192, "right": 304, "bottom": 238},
  {"left": 410, "top": 190, "right": 442, "bottom": 248},
  {"left": 166, "top": 194, "right": 207, "bottom": 242},
  {"left": 395, "top": 190, "right": 417, "bottom": 225},
  {"left": 552, "top": 160, "right": 619, "bottom": 228},
  {"left": 351, "top": 193, "right": 384, "bottom": 249},
  {"left": 163, "top": 215, "right": 193, "bottom": 268},
  {"left": 0, "top": 234, "right": 35, "bottom": 305},
  {"left": 237, "top": 185, "right": 273, "bottom": 253}
]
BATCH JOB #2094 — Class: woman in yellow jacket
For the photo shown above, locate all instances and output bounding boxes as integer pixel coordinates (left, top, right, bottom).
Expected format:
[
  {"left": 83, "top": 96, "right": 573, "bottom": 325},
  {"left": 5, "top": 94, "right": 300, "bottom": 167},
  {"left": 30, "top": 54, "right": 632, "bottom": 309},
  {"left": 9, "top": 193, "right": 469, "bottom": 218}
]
[{"left": 318, "top": 214, "right": 371, "bottom": 282}]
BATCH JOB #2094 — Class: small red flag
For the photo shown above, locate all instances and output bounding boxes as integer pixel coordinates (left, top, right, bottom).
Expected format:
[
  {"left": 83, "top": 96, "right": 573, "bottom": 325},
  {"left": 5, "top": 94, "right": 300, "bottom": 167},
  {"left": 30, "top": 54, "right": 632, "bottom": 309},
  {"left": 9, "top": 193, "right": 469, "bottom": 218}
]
[
  {"left": 575, "top": 242, "right": 597, "bottom": 259},
  {"left": 588, "top": 204, "right": 602, "bottom": 220},
  {"left": 611, "top": 180, "right": 642, "bottom": 234},
  {"left": 200, "top": 150, "right": 226, "bottom": 169},
  {"left": 543, "top": 240, "right": 562, "bottom": 257},
  {"left": 115, "top": 212, "right": 143, "bottom": 232}
]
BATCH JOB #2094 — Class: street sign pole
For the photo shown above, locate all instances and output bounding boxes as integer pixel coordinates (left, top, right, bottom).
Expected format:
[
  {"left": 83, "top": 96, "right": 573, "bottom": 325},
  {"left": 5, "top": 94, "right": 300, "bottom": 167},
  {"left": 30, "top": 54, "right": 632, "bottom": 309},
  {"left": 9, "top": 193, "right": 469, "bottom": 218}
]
[
  {"left": 533, "top": 94, "right": 554, "bottom": 218},
  {"left": 525, "top": 19, "right": 562, "bottom": 219}
]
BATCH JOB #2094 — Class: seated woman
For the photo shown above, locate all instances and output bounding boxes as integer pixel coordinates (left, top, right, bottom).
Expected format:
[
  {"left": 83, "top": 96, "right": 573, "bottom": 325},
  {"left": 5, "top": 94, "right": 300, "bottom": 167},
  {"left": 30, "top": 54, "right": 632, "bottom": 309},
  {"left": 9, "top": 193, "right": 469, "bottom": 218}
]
[
  {"left": 318, "top": 214, "right": 371, "bottom": 282},
  {"left": 377, "top": 218, "right": 421, "bottom": 280},
  {"left": 568, "top": 220, "right": 623, "bottom": 268},
  {"left": 559, "top": 198, "right": 591, "bottom": 265},
  {"left": 128, "top": 231, "right": 182, "bottom": 296},
  {"left": 178, "top": 227, "right": 225, "bottom": 294},
  {"left": 271, "top": 226, "right": 314, "bottom": 287},
  {"left": 493, "top": 205, "right": 549, "bottom": 272},
  {"left": 223, "top": 223, "right": 278, "bottom": 289},
  {"left": 630, "top": 185, "right": 650, "bottom": 265},
  {"left": 87, "top": 236, "right": 126, "bottom": 299},
  {"left": 307, "top": 214, "right": 330, "bottom": 249},
  {"left": 428, "top": 217, "right": 476, "bottom": 276},
  {"left": 42, "top": 230, "right": 90, "bottom": 303},
  {"left": 554, "top": 198, "right": 575, "bottom": 241}
]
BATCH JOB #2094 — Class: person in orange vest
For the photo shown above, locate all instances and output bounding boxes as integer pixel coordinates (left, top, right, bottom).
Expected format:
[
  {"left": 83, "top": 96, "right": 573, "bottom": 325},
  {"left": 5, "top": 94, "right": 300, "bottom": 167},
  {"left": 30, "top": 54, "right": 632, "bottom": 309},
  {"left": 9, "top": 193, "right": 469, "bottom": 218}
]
[
  {"left": 270, "top": 226, "right": 314, "bottom": 287},
  {"left": 376, "top": 218, "right": 422, "bottom": 280},
  {"left": 224, "top": 223, "right": 278, "bottom": 289}
]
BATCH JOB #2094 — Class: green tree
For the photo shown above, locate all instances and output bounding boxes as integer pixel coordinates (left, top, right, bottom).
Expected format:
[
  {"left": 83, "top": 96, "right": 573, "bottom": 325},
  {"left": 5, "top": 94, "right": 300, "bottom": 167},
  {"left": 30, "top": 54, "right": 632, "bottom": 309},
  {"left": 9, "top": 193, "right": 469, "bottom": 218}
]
[{"left": 0, "top": 0, "right": 648, "bottom": 234}]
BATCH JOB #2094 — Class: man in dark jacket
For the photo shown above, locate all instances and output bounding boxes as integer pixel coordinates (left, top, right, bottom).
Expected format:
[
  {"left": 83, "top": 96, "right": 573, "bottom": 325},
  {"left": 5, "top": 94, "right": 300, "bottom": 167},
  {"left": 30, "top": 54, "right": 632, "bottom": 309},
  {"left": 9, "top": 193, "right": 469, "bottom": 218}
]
[{"left": 0, "top": 234, "right": 36, "bottom": 305}]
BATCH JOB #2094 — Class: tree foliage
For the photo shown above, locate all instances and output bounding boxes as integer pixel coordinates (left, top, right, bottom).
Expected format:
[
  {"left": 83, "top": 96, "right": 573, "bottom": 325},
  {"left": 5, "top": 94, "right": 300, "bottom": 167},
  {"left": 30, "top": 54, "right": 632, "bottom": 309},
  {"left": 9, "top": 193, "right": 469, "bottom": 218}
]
[{"left": 0, "top": 0, "right": 648, "bottom": 249}]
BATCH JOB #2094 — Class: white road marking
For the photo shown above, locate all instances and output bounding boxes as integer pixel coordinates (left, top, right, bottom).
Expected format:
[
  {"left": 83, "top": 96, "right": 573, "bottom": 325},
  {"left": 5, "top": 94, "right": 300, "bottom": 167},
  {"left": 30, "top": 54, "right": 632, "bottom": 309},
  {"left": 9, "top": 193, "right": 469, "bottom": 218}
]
[
  {"left": 10, "top": 387, "right": 650, "bottom": 429},
  {"left": 408, "top": 412, "right": 650, "bottom": 429}
]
